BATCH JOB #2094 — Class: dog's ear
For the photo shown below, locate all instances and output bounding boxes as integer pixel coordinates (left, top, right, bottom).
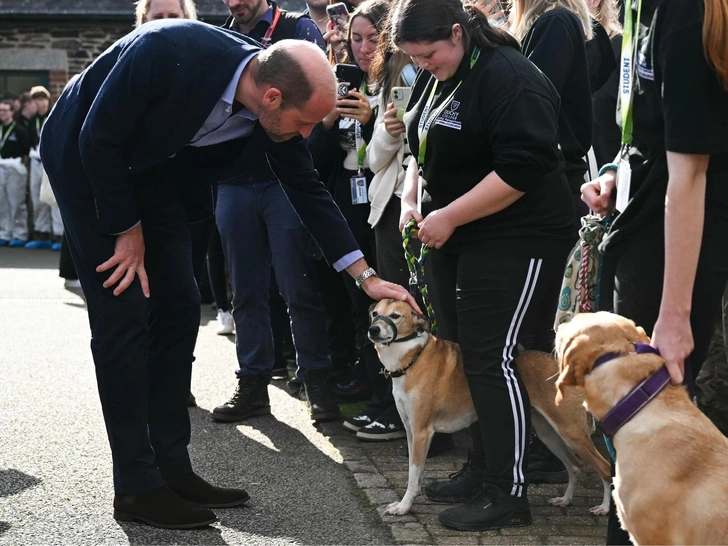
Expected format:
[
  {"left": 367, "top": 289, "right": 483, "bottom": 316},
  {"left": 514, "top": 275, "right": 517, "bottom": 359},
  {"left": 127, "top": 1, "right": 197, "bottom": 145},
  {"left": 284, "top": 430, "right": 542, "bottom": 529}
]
[
  {"left": 412, "top": 310, "right": 430, "bottom": 332},
  {"left": 555, "top": 334, "right": 601, "bottom": 405},
  {"left": 635, "top": 326, "right": 651, "bottom": 343}
]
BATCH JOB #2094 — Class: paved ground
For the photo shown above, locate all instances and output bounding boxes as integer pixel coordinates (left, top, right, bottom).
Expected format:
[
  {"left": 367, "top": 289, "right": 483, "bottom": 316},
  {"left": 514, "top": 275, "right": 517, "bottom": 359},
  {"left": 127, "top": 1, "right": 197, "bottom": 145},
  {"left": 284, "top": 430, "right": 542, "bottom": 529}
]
[{"left": 0, "top": 247, "right": 612, "bottom": 545}]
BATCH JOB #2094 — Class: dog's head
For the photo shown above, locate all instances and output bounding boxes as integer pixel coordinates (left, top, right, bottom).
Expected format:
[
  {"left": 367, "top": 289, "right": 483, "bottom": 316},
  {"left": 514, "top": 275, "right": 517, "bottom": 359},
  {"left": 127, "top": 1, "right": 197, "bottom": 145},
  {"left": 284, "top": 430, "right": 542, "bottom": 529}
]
[
  {"left": 368, "top": 299, "right": 429, "bottom": 345},
  {"left": 554, "top": 312, "right": 652, "bottom": 412}
]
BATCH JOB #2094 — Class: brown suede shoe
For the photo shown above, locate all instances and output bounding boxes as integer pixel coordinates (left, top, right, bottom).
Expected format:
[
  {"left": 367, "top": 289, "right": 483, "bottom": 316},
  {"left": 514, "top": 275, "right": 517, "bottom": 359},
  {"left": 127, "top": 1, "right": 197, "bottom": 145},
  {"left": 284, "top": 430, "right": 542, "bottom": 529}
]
[
  {"left": 166, "top": 472, "right": 250, "bottom": 508},
  {"left": 113, "top": 485, "right": 217, "bottom": 529}
]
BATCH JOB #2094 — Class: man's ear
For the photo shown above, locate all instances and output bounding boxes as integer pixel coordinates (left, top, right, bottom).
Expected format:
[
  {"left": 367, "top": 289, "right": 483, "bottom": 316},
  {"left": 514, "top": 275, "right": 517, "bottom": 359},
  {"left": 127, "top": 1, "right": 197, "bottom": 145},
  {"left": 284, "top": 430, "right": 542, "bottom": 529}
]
[
  {"left": 555, "top": 334, "right": 600, "bottom": 405},
  {"left": 412, "top": 310, "right": 430, "bottom": 332},
  {"left": 262, "top": 87, "right": 282, "bottom": 108}
]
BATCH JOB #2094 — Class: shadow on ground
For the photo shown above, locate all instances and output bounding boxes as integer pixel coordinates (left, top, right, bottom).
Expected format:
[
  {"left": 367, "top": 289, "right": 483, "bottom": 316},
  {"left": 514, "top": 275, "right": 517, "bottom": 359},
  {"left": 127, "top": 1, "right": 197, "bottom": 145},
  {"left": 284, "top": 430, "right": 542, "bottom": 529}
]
[{"left": 0, "top": 468, "right": 42, "bottom": 537}]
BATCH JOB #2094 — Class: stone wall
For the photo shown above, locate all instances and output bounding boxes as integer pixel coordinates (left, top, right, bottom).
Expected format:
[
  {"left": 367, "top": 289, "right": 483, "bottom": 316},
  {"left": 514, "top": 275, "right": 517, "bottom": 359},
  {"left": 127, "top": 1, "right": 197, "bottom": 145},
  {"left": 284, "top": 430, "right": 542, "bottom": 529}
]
[{"left": 0, "top": 23, "right": 131, "bottom": 99}]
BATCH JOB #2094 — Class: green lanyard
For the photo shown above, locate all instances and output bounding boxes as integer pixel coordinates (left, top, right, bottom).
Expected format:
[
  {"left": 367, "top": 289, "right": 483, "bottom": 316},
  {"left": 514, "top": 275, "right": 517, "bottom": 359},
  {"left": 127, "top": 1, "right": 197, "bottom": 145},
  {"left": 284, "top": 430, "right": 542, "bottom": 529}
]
[
  {"left": 620, "top": 0, "right": 643, "bottom": 146},
  {"left": 0, "top": 121, "right": 16, "bottom": 153},
  {"left": 417, "top": 47, "right": 480, "bottom": 169},
  {"left": 354, "top": 77, "right": 372, "bottom": 173}
]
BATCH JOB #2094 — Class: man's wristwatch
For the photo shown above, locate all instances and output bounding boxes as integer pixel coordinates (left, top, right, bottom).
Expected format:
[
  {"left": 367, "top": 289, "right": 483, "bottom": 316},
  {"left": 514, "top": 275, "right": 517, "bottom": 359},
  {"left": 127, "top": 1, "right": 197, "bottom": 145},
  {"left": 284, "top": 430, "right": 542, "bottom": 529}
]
[{"left": 355, "top": 267, "right": 378, "bottom": 289}]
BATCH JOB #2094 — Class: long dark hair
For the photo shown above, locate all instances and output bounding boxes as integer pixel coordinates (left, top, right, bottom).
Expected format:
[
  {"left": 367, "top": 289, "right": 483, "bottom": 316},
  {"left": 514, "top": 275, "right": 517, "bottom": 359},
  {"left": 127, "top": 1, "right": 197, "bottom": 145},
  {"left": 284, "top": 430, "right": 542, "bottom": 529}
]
[
  {"left": 344, "top": 0, "right": 391, "bottom": 75},
  {"left": 390, "top": 0, "right": 519, "bottom": 52}
]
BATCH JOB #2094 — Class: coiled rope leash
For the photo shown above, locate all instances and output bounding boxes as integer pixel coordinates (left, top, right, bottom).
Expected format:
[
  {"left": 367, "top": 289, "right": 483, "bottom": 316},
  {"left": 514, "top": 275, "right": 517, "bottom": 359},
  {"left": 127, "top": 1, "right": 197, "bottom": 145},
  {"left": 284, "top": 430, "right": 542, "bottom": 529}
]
[{"left": 402, "top": 219, "right": 437, "bottom": 335}]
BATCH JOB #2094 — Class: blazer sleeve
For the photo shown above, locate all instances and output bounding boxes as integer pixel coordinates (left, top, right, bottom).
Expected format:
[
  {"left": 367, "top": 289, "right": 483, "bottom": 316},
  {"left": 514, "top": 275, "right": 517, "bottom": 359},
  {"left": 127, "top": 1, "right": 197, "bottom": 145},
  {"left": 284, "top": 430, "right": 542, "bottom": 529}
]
[
  {"left": 265, "top": 134, "right": 360, "bottom": 265},
  {"left": 78, "top": 34, "right": 175, "bottom": 235}
]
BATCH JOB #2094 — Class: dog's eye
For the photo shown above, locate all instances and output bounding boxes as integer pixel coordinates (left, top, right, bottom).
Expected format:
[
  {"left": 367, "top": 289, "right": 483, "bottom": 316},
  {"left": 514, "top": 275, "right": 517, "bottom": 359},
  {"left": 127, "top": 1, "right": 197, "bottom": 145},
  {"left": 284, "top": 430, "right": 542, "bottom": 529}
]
[
  {"left": 390, "top": 313, "right": 401, "bottom": 320},
  {"left": 371, "top": 311, "right": 379, "bottom": 317}
]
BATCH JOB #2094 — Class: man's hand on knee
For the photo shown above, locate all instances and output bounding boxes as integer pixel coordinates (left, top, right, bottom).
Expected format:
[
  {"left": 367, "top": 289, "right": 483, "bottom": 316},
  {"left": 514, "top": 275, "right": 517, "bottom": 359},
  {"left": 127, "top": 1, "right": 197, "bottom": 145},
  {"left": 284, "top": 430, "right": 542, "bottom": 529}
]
[{"left": 97, "top": 222, "right": 150, "bottom": 298}]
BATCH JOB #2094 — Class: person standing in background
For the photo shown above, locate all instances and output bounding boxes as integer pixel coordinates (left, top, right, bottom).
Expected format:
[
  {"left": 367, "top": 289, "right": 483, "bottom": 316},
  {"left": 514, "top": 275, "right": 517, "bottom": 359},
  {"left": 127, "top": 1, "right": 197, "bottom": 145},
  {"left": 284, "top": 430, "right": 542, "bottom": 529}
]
[
  {"left": 0, "top": 99, "right": 31, "bottom": 247},
  {"left": 135, "top": 0, "right": 197, "bottom": 26}
]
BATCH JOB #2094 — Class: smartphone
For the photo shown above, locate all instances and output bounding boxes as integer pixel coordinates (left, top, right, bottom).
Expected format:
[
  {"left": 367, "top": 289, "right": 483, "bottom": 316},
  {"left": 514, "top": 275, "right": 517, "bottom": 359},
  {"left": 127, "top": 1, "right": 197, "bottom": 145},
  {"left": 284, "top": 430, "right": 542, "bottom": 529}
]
[
  {"left": 335, "top": 63, "right": 364, "bottom": 96},
  {"left": 487, "top": 0, "right": 507, "bottom": 25},
  {"left": 326, "top": 2, "right": 349, "bottom": 33},
  {"left": 391, "top": 87, "right": 412, "bottom": 109}
]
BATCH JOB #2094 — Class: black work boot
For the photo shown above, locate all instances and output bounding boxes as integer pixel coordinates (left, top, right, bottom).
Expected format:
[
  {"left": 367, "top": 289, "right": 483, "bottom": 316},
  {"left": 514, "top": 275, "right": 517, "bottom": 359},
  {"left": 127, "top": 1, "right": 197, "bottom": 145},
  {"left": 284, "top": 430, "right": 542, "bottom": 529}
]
[
  {"left": 425, "top": 451, "right": 485, "bottom": 503},
  {"left": 303, "top": 368, "right": 340, "bottom": 422},
  {"left": 525, "top": 432, "right": 568, "bottom": 484},
  {"left": 438, "top": 483, "right": 531, "bottom": 532},
  {"left": 212, "top": 374, "right": 271, "bottom": 422}
]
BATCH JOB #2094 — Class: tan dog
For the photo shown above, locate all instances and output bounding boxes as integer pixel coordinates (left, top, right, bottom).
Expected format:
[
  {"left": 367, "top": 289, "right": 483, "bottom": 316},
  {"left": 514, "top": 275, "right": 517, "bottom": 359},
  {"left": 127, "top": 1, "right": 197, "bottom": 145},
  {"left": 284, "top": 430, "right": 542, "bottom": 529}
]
[
  {"left": 555, "top": 311, "right": 728, "bottom": 545},
  {"left": 368, "top": 299, "right": 611, "bottom": 516}
]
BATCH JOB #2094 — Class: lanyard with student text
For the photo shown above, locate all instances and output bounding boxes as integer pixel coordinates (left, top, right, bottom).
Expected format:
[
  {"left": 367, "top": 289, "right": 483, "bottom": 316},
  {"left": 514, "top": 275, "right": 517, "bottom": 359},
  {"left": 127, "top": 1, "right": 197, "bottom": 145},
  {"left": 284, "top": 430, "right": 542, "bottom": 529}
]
[
  {"left": 354, "top": 77, "right": 370, "bottom": 174},
  {"left": 0, "top": 122, "right": 16, "bottom": 153},
  {"left": 620, "top": 0, "right": 643, "bottom": 146},
  {"left": 417, "top": 47, "right": 480, "bottom": 170},
  {"left": 615, "top": 0, "right": 643, "bottom": 213},
  {"left": 260, "top": 6, "right": 281, "bottom": 46}
]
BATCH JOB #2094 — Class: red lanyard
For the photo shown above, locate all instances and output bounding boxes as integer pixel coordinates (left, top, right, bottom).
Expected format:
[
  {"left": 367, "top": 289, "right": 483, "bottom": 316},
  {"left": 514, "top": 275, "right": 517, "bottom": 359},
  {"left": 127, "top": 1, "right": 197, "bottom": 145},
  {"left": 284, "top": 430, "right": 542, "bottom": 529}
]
[{"left": 260, "top": 6, "right": 281, "bottom": 46}]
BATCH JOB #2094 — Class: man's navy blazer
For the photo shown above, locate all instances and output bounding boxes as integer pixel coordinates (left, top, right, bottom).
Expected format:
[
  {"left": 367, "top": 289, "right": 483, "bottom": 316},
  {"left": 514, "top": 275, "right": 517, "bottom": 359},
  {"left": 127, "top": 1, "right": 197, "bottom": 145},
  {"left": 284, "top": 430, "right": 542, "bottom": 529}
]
[{"left": 40, "top": 19, "right": 358, "bottom": 266}]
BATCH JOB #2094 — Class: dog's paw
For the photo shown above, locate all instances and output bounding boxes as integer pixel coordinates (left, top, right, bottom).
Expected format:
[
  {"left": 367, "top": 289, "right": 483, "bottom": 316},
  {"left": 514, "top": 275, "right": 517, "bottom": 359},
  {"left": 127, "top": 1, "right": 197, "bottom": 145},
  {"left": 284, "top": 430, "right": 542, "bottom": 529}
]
[
  {"left": 549, "top": 496, "right": 572, "bottom": 508},
  {"left": 589, "top": 504, "right": 609, "bottom": 516},
  {"left": 385, "top": 501, "right": 412, "bottom": 515}
]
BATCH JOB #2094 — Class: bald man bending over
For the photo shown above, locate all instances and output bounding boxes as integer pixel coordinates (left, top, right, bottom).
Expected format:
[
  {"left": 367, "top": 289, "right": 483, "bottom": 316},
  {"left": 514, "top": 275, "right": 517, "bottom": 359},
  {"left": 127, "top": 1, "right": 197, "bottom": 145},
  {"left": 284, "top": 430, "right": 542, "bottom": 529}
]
[{"left": 40, "top": 20, "right": 416, "bottom": 530}]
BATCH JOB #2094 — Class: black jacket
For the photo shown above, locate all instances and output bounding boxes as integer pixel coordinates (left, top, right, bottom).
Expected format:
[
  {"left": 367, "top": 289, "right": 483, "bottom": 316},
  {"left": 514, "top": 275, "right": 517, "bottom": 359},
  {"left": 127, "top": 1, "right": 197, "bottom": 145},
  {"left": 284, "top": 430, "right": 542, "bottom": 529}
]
[{"left": 40, "top": 19, "right": 358, "bottom": 265}]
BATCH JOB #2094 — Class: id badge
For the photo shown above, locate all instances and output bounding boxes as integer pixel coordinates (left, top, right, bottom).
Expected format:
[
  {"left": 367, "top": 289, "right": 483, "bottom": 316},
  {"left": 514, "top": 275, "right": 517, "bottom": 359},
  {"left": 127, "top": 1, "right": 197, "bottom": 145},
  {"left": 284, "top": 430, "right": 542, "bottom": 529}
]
[
  {"left": 616, "top": 153, "right": 632, "bottom": 213},
  {"left": 350, "top": 176, "right": 368, "bottom": 205}
]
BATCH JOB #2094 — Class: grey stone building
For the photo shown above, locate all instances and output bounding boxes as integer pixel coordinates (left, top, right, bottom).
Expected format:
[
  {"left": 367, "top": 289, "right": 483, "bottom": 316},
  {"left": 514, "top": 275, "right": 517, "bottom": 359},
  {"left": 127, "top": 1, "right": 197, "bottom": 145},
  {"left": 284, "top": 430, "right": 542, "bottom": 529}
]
[{"left": 0, "top": 0, "right": 306, "bottom": 100}]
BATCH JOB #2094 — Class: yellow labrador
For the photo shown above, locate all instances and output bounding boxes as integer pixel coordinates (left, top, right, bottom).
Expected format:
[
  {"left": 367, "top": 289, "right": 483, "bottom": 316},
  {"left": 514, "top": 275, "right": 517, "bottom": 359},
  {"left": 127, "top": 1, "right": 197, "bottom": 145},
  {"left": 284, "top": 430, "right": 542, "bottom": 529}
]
[
  {"left": 555, "top": 311, "right": 728, "bottom": 545},
  {"left": 368, "top": 299, "right": 611, "bottom": 516}
]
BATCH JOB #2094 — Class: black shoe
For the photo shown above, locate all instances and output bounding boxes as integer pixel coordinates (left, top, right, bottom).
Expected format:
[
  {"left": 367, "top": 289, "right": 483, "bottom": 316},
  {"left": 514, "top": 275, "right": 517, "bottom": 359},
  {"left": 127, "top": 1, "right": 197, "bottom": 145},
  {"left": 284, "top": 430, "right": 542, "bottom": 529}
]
[
  {"left": 425, "top": 452, "right": 485, "bottom": 504},
  {"left": 212, "top": 374, "right": 271, "bottom": 422},
  {"left": 286, "top": 376, "right": 304, "bottom": 398},
  {"left": 304, "top": 368, "right": 340, "bottom": 422},
  {"left": 355, "top": 406, "right": 406, "bottom": 441},
  {"left": 438, "top": 483, "right": 531, "bottom": 532},
  {"left": 332, "top": 377, "right": 372, "bottom": 401},
  {"left": 188, "top": 392, "right": 197, "bottom": 407},
  {"left": 271, "top": 360, "right": 289, "bottom": 380},
  {"left": 525, "top": 435, "right": 568, "bottom": 484},
  {"left": 113, "top": 485, "right": 217, "bottom": 529},
  {"left": 343, "top": 407, "right": 384, "bottom": 432},
  {"left": 166, "top": 472, "right": 249, "bottom": 508}
]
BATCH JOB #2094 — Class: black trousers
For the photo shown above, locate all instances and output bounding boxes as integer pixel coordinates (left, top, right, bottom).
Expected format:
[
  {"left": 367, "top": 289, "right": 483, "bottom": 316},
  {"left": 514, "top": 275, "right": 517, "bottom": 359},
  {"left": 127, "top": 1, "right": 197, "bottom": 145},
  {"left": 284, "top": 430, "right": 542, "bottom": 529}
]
[
  {"left": 428, "top": 249, "right": 566, "bottom": 497},
  {"left": 605, "top": 221, "right": 728, "bottom": 544},
  {"left": 61, "top": 194, "right": 198, "bottom": 494}
]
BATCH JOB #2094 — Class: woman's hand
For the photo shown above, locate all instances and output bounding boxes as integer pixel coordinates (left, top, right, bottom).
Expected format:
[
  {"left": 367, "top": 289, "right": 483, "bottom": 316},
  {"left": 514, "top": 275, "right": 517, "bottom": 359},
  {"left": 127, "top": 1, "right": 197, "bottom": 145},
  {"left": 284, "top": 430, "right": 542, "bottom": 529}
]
[
  {"left": 399, "top": 197, "right": 423, "bottom": 233},
  {"left": 321, "top": 103, "right": 340, "bottom": 131},
  {"left": 384, "top": 103, "right": 407, "bottom": 138},
  {"left": 337, "top": 89, "right": 373, "bottom": 125},
  {"left": 479, "top": 0, "right": 505, "bottom": 21},
  {"left": 323, "top": 20, "right": 346, "bottom": 62},
  {"left": 581, "top": 170, "right": 616, "bottom": 216},
  {"left": 96, "top": 222, "right": 150, "bottom": 297},
  {"left": 417, "top": 208, "right": 456, "bottom": 249},
  {"left": 651, "top": 311, "right": 693, "bottom": 385}
]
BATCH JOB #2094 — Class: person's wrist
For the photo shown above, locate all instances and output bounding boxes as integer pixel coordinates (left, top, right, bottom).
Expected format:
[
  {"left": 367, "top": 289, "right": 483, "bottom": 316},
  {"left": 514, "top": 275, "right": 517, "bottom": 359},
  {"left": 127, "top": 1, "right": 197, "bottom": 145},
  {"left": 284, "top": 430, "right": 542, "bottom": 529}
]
[
  {"left": 598, "top": 163, "right": 619, "bottom": 177},
  {"left": 355, "top": 267, "right": 378, "bottom": 289}
]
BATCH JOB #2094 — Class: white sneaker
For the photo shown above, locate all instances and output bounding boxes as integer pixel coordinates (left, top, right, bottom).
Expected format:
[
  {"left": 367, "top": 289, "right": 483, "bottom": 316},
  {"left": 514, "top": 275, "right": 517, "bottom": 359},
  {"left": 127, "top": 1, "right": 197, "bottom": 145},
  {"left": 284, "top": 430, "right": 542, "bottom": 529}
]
[
  {"left": 216, "top": 310, "right": 235, "bottom": 335},
  {"left": 64, "top": 279, "right": 82, "bottom": 289}
]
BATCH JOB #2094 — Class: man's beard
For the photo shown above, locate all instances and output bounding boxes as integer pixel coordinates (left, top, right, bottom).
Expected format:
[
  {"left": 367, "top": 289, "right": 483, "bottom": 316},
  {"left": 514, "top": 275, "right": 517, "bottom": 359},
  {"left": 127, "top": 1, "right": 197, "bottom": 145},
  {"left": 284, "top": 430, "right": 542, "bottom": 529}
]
[{"left": 257, "top": 107, "right": 297, "bottom": 143}]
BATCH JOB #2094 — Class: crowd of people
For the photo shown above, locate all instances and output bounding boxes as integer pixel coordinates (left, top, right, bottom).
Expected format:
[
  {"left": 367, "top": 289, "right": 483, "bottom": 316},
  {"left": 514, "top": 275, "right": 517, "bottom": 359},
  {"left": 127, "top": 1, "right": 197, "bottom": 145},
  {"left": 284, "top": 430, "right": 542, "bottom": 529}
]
[
  {"left": 20, "top": 0, "right": 728, "bottom": 539},
  {"left": 0, "top": 87, "right": 65, "bottom": 250}
]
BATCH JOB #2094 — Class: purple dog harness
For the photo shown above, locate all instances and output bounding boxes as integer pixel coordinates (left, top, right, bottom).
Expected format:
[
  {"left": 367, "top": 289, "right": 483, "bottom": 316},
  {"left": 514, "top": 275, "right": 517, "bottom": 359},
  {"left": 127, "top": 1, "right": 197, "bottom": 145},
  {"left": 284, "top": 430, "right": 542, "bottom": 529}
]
[{"left": 592, "top": 343, "right": 671, "bottom": 437}]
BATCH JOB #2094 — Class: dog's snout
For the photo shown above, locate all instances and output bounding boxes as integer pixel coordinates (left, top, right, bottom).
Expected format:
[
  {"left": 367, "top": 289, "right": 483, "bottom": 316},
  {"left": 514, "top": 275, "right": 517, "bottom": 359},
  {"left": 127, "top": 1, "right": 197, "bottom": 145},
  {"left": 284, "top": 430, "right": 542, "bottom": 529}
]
[{"left": 368, "top": 325, "right": 381, "bottom": 337}]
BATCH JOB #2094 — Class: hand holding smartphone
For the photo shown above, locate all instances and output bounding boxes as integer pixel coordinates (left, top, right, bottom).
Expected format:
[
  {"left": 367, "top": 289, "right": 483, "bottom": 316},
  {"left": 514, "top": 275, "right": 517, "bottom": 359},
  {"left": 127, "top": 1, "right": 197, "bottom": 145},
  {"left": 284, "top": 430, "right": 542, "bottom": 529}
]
[{"left": 326, "top": 2, "right": 349, "bottom": 33}]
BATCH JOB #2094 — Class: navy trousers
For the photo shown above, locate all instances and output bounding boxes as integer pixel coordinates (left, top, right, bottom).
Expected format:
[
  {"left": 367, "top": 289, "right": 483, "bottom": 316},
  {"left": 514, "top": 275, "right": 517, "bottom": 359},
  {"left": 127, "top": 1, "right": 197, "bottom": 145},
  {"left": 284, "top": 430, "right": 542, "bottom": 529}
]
[
  {"left": 58, "top": 185, "right": 198, "bottom": 495},
  {"left": 216, "top": 181, "right": 331, "bottom": 377}
]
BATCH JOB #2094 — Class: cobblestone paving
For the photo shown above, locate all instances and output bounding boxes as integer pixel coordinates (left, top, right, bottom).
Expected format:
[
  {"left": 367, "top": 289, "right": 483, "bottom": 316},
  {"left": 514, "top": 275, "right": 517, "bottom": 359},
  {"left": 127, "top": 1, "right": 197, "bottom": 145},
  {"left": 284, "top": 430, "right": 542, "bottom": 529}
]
[{"left": 320, "top": 422, "right": 610, "bottom": 545}]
